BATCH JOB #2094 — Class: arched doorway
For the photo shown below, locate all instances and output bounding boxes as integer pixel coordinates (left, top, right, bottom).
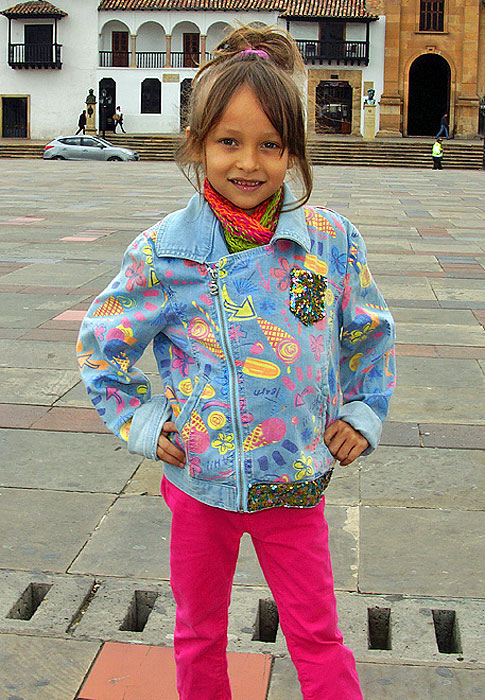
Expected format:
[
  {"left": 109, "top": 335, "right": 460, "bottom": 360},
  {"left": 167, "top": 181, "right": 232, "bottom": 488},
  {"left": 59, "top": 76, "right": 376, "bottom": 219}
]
[
  {"left": 408, "top": 54, "right": 450, "bottom": 136},
  {"left": 180, "top": 78, "right": 192, "bottom": 130},
  {"left": 315, "top": 81, "right": 352, "bottom": 134},
  {"left": 99, "top": 78, "right": 116, "bottom": 134}
]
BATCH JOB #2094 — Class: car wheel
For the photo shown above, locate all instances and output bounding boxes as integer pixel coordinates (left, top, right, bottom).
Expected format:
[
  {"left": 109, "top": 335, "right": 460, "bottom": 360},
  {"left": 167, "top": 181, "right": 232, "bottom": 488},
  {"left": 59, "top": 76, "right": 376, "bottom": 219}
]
[
  {"left": 107, "top": 156, "right": 122, "bottom": 161},
  {"left": 52, "top": 155, "right": 65, "bottom": 160}
]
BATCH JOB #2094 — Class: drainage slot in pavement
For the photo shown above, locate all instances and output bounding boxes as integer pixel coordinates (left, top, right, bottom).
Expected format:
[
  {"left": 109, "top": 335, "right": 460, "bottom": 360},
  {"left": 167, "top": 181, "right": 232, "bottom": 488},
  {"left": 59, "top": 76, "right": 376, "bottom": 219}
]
[
  {"left": 119, "top": 591, "right": 158, "bottom": 632},
  {"left": 367, "top": 607, "right": 391, "bottom": 650},
  {"left": 253, "top": 598, "right": 279, "bottom": 643},
  {"left": 432, "top": 609, "right": 462, "bottom": 654},
  {"left": 6, "top": 583, "right": 52, "bottom": 621}
]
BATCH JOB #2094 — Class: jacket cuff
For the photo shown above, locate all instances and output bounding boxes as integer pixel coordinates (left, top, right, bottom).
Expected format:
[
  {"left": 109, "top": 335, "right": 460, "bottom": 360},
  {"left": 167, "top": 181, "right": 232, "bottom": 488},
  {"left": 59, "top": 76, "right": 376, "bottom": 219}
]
[
  {"left": 337, "top": 401, "right": 383, "bottom": 455},
  {"left": 127, "top": 395, "right": 173, "bottom": 461}
]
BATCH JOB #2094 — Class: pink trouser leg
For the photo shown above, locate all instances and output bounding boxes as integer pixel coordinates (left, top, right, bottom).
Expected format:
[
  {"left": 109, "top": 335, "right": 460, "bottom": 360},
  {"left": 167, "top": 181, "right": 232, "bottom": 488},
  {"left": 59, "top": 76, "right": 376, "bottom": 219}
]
[
  {"left": 162, "top": 478, "right": 241, "bottom": 700},
  {"left": 249, "top": 499, "right": 363, "bottom": 700}
]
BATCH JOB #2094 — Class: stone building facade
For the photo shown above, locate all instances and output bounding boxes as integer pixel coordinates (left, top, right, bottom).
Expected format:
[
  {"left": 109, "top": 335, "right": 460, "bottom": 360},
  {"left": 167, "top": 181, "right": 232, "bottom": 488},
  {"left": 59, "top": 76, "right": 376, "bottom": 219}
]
[{"left": 366, "top": 0, "right": 485, "bottom": 137}]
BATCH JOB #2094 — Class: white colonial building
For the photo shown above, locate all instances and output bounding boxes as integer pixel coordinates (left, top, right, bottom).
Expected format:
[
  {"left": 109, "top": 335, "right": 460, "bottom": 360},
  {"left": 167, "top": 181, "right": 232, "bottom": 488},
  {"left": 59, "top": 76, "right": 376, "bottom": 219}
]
[{"left": 0, "top": 0, "right": 385, "bottom": 140}]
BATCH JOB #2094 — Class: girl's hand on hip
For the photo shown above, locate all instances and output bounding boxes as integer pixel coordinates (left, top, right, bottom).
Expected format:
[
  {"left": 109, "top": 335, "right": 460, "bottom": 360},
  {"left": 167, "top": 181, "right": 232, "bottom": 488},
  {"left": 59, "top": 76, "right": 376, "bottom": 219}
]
[
  {"left": 157, "top": 421, "right": 186, "bottom": 468},
  {"left": 323, "top": 420, "right": 369, "bottom": 466}
]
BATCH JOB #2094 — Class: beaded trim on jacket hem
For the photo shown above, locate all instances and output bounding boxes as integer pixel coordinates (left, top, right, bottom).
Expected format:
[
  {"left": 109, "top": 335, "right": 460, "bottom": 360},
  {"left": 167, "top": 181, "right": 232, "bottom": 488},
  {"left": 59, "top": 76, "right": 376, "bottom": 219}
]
[{"left": 246, "top": 469, "right": 334, "bottom": 512}]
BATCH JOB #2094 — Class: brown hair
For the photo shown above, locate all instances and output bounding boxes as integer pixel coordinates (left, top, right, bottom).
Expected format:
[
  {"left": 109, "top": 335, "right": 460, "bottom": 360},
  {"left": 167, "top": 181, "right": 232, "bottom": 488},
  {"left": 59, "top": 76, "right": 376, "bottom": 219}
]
[{"left": 176, "top": 25, "right": 313, "bottom": 210}]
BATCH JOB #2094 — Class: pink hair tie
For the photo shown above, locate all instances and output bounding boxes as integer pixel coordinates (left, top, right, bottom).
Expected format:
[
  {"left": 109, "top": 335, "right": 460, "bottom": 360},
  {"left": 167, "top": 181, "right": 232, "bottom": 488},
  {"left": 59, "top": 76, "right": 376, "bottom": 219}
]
[{"left": 239, "top": 48, "right": 270, "bottom": 60}]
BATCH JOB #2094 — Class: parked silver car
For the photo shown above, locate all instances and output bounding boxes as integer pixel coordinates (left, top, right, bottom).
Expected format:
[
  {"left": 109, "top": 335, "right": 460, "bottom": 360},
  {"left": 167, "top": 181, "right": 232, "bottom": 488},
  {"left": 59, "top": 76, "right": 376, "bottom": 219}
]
[{"left": 43, "top": 135, "right": 139, "bottom": 161}]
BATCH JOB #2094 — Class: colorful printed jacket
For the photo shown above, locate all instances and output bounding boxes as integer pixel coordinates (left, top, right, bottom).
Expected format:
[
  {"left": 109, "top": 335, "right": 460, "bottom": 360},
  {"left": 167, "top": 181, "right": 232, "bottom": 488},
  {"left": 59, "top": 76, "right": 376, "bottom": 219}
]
[{"left": 77, "top": 186, "right": 396, "bottom": 513}]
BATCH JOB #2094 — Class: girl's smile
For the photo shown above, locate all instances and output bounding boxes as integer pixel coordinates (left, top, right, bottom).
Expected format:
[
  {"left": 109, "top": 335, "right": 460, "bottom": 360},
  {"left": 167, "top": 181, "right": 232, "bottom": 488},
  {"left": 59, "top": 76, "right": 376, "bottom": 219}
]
[{"left": 202, "top": 87, "right": 291, "bottom": 213}]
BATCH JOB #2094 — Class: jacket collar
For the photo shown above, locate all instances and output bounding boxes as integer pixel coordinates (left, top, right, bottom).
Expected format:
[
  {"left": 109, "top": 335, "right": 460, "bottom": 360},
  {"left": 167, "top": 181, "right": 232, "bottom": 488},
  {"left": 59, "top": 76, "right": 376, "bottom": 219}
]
[{"left": 155, "top": 183, "right": 311, "bottom": 263}]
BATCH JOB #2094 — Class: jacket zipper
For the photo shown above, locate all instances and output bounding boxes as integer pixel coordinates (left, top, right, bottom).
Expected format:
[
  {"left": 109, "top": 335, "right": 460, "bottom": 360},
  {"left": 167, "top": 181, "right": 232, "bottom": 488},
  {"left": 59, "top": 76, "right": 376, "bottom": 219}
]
[{"left": 209, "top": 264, "right": 245, "bottom": 512}]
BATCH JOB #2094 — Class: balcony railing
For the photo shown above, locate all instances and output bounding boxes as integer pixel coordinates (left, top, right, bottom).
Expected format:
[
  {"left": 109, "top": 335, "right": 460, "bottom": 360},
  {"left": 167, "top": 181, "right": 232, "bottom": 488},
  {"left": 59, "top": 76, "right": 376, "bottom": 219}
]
[
  {"left": 99, "top": 51, "right": 213, "bottom": 68},
  {"left": 8, "top": 43, "right": 62, "bottom": 69},
  {"left": 296, "top": 39, "right": 369, "bottom": 66}
]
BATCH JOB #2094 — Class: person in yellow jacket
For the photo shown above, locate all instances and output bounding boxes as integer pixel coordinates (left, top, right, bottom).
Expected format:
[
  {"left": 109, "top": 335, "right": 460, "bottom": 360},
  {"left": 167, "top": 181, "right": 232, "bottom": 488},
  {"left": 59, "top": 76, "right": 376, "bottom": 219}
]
[{"left": 432, "top": 137, "right": 443, "bottom": 169}]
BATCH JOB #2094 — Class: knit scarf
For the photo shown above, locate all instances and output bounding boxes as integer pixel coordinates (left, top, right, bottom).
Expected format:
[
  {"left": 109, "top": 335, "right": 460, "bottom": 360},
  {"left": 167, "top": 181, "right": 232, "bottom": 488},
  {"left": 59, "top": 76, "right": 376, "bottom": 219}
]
[{"left": 203, "top": 178, "right": 283, "bottom": 253}]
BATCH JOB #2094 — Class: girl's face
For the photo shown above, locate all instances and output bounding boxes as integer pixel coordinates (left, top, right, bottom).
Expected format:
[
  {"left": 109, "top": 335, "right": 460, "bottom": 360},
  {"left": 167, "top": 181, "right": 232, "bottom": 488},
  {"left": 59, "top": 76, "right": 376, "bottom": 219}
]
[{"left": 202, "top": 86, "right": 291, "bottom": 214}]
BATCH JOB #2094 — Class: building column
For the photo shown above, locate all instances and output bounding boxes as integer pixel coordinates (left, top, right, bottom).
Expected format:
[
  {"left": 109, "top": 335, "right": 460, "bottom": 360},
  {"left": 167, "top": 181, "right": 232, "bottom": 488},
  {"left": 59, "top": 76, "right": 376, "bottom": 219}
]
[
  {"left": 165, "top": 34, "right": 172, "bottom": 68},
  {"left": 376, "top": 0, "right": 403, "bottom": 137},
  {"left": 130, "top": 34, "right": 137, "bottom": 68},
  {"left": 455, "top": 0, "right": 480, "bottom": 137},
  {"left": 200, "top": 34, "right": 207, "bottom": 65}
]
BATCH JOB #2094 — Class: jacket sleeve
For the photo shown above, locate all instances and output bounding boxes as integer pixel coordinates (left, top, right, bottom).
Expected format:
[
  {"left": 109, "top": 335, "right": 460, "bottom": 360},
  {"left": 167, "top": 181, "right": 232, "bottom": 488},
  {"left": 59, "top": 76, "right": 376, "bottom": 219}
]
[
  {"left": 76, "top": 229, "right": 173, "bottom": 460},
  {"left": 337, "top": 224, "right": 396, "bottom": 453}
]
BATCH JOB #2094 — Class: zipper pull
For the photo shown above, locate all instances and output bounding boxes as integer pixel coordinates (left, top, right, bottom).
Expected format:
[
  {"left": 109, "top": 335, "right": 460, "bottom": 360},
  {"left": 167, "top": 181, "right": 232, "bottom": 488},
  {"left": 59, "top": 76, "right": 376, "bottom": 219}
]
[{"left": 209, "top": 265, "right": 219, "bottom": 296}]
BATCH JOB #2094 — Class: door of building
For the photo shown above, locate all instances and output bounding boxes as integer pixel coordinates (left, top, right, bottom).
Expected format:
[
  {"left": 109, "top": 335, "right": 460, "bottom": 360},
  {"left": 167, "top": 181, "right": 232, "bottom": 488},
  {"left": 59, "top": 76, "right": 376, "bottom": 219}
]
[
  {"left": 183, "top": 33, "right": 199, "bottom": 68},
  {"left": 2, "top": 97, "right": 28, "bottom": 138},
  {"left": 25, "top": 24, "right": 53, "bottom": 64},
  {"left": 98, "top": 78, "right": 116, "bottom": 133},
  {"left": 408, "top": 54, "right": 450, "bottom": 136},
  {"left": 112, "top": 31, "right": 129, "bottom": 67},
  {"left": 316, "top": 81, "right": 352, "bottom": 134},
  {"left": 319, "top": 21, "right": 344, "bottom": 59}
]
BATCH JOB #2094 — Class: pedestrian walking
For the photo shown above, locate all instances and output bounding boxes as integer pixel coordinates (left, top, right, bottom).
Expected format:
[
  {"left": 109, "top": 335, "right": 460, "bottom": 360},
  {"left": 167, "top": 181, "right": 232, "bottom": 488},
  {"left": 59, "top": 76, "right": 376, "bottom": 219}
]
[
  {"left": 432, "top": 137, "right": 444, "bottom": 169},
  {"left": 436, "top": 112, "right": 450, "bottom": 139},
  {"left": 75, "top": 109, "right": 87, "bottom": 135},
  {"left": 114, "top": 105, "right": 126, "bottom": 133},
  {"left": 77, "top": 25, "right": 396, "bottom": 700}
]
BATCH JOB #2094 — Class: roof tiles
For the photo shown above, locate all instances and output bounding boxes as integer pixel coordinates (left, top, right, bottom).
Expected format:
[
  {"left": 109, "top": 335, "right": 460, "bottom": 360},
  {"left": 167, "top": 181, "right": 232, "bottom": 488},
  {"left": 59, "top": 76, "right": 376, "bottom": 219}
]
[
  {"left": 97, "top": 0, "right": 377, "bottom": 19},
  {"left": 1, "top": 1, "right": 67, "bottom": 17}
]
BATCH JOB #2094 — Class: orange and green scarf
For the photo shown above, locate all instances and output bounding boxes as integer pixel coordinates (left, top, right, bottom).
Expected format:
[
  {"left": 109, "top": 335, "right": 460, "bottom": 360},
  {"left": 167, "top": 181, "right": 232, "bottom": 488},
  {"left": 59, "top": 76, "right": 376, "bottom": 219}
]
[{"left": 203, "top": 178, "right": 283, "bottom": 253}]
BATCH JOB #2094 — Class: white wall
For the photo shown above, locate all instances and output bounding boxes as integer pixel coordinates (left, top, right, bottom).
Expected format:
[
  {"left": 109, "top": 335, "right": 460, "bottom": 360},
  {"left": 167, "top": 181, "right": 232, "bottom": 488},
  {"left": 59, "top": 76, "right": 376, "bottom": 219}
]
[
  {"left": 0, "top": 0, "right": 98, "bottom": 139},
  {"left": 288, "top": 20, "right": 319, "bottom": 41}
]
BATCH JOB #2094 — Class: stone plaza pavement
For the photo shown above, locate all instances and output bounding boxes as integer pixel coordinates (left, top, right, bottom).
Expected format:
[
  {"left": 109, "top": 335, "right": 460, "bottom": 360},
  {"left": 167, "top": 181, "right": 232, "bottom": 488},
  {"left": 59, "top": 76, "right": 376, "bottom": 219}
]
[{"left": 0, "top": 159, "right": 484, "bottom": 699}]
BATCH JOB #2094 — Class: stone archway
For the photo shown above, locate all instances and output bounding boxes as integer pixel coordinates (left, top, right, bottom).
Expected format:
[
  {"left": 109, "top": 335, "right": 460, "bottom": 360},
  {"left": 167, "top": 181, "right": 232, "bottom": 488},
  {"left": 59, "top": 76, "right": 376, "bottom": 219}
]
[{"left": 407, "top": 54, "right": 451, "bottom": 136}]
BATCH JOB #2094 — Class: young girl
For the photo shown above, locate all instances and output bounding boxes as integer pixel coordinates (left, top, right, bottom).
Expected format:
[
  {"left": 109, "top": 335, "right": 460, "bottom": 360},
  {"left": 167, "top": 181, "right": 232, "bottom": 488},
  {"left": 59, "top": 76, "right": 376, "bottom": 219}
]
[{"left": 78, "top": 26, "right": 395, "bottom": 700}]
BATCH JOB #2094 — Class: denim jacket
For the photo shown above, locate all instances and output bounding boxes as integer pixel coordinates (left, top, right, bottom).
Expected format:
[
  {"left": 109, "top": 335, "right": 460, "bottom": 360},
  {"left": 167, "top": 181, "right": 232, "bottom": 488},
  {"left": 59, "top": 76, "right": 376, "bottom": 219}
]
[{"left": 77, "top": 186, "right": 396, "bottom": 512}]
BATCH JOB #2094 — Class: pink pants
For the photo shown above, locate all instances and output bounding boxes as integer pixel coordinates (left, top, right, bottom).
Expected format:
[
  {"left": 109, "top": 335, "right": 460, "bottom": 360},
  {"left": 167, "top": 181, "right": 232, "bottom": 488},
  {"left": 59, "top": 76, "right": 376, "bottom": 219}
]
[{"left": 162, "top": 477, "right": 363, "bottom": 700}]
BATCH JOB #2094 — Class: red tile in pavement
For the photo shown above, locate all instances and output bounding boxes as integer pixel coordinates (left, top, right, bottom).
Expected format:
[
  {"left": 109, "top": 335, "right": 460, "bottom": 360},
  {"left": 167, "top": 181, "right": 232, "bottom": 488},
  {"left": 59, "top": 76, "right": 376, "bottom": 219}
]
[
  {"left": 30, "top": 407, "right": 111, "bottom": 433},
  {"left": 0, "top": 284, "right": 27, "bottom": 293},
  {"left": 77, "top": 643, "right": 272, "bottom": 700},
  {"left": 395, "top": 344, "right": 438, "bottom": 357},
  {"left": 0, "top": 403, "right": 49, "bottom": 428},
  {"left": 53, "top": 310, "right": 87, "bottom": 321}
]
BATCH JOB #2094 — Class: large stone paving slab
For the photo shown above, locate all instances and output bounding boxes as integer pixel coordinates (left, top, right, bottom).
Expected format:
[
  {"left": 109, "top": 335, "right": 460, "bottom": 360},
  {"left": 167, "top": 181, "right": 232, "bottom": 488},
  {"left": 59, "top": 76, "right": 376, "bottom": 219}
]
[
  {"left": 0, "top": 429, "right": 142, "bottom": 492},
  {"left": 391, "top": 307, "right": 480, "bottom": 326},
  {"left": 0, "top": 261, "right": 108, "bottom": 288},
  {"left": 0, "top": 487, "right": 113, "bottom": 571},
  {"left": 0, "top": 292, "right": 86, "bottom": 328},
  {"left": 395, "top": 357, "right": 484, "bottom": 387},
  {"left": 0, "top": 634, "right": 100, "bottom": 700},
  {"left": 0, "top": 339, "right": 78, "bottom": 370},
  {"left": 267, "top": 658, "right": 485, "bottom": 700},
  {"left": 388, "top": 385, "right": 485, "bottom": 423},
  {"left": 359, "top": 446, "right": 484, "bottom": 509},
  {"left": 395, "top": 321, "right": 485, "bottom": 346},
  {"left": 69, "top": 494, "right": 359, "bottom": 590},
  {"left": 4, "top": 367, "right": 79, "bottom": 404},
  {"left": 360, "top": 505, "right": 484, "bottom": 597}
]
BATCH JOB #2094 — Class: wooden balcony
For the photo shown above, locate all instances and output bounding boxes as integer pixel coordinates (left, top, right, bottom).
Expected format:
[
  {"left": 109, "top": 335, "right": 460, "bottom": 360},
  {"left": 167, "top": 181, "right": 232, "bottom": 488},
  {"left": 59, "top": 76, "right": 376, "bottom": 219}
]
[
  {"left": 8, "top": 43, "right": 62, "bottom": 69},
  {"left": 295, "top": 39, "right": 369, "bottom": 66},
  {"left": 99, "top": 51, "right": 213, "bottom": 69}
]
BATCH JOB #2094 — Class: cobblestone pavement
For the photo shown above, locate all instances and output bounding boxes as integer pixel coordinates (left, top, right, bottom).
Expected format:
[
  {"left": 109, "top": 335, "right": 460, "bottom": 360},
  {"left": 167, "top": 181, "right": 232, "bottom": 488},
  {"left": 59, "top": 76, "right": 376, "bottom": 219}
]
[{"left": 0, "top": 160, "right": 484, "bottom": 699}]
